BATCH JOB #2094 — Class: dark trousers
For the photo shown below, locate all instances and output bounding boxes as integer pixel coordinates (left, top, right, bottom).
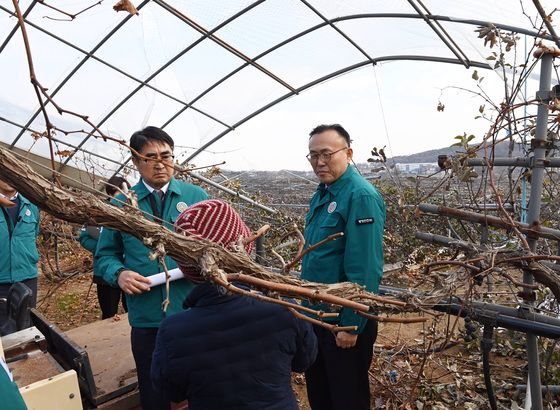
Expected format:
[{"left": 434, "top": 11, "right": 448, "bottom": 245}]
[
  {"left": 96, "top": 282, "right": 127, "bottom": 320},
  {"left": 131, "top": 327, "right": 171, "bottom": 410},
  {"left": 0, "top": 278, "right": 38, "bottom": 324},
  {"left": 305, "top": 320, "right": 378, "bottom": 410}
]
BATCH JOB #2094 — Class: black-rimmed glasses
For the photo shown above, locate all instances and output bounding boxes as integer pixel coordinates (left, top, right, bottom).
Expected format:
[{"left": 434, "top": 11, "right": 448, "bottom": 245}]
[
  {"left": 140, "top": 154, "right": 175, "bottom": 165},
  {"left": 306, "top": 147, "right": 348, "bottom": 163}
]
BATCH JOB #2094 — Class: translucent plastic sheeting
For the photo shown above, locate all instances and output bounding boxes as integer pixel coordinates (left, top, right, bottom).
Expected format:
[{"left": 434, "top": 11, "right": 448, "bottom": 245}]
[{"left": 0, "top": 0, "right": 558, "bottom": 173}]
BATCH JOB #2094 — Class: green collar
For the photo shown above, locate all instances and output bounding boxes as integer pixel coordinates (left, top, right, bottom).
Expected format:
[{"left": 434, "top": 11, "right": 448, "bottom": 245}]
[
  {"left": 316, "top": 165, "right": 356, "bottom": 197},
  {"left": 19, "top": 194, "right": 32, "bottom": 207}
]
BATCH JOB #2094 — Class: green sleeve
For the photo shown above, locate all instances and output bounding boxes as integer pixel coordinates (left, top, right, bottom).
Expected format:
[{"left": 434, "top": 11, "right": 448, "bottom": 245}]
[
  {"left": 94, "top": 226, "right": 125, "bottom": 287},
  {"left": 0, "top": 360, "right": 27, "bottom": 410},
  {"left": 339, "top": 192, "right": 385, "bottom": 333},
  {"left": 78, "top": 228, "right": 98, "bottom": 253},
  {"left": 194, "top": 185, "right": 209, "bottom": 202}
]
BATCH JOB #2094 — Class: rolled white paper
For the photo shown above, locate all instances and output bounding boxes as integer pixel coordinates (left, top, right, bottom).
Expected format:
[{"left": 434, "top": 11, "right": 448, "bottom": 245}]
[{"left": 146, "top": 268, "right": 184, "bottom": 288}]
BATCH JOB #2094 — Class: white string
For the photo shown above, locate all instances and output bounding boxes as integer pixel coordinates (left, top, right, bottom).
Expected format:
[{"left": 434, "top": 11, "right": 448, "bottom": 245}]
[{"left": 372, "top": 64, "right": 396, "bottom": 160}]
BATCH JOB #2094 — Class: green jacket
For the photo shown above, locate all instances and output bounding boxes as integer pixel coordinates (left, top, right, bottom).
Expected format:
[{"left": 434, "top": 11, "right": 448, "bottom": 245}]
[
  {"left": 0, "top": 195, "right": 40, "bottom": 284},
  {"left": 79, "top": 226, "right": 102, "bottom": 278},
  {"left": 78, "top": 226, "right": 99, "bottom": 254},
  {"left": 0, "top": 358, "right": 27, "bottom": 410},
  {"left": 95, "top": 177, "right": 208, "bottom": 328},
  {"left": 301, "top": 166, "right": 385, "bottom": 334}
]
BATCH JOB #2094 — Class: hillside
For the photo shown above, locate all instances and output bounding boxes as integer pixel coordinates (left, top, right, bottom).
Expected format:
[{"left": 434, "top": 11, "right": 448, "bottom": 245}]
[{"left": 387, "top": 140, "right": 525, "bottom": 164}]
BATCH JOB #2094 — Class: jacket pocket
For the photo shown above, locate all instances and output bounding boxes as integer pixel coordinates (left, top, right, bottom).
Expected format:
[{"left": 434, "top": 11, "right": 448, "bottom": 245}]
[
  {"left": 16, "top": 211, "right": 38, "bottom": 237},
  {"left": 320, "top": 212, "right": 344, "bottom": 230}
]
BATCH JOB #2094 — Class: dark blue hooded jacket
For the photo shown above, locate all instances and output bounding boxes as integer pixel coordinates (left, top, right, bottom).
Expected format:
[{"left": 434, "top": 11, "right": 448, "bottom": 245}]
[{"left": 151, "top": 282, "right": 318, "bottom": 409}]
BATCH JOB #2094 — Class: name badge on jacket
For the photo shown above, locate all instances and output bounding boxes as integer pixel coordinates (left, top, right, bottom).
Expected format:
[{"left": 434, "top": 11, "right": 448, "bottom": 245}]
[{"left": 356, "top": 217, "right": 374, "bottom": 225}]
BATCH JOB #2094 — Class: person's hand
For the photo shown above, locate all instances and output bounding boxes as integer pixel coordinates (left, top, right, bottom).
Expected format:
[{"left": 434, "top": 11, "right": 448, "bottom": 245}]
[
  {"left": 117, "top": 270, "right": 151, "bottom": 294},
  {"left": 335, "top": 331, "right": 358, "bottom": 349}
]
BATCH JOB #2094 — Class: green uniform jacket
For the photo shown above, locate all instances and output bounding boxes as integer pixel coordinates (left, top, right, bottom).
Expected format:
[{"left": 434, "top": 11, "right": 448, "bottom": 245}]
[
  {"left": 301, "top": 166, "right": 385, "bottom": 334},
  {"left": 79, "top": 226, "right": 103, "bottom": 278},
  {"left": 0, "top": 195, "right": 40, "bottom": 284},
  {"left": 0, "top": 359, "right": 27, "bottom": 410},
  {"left": 78, "top": 227, "right": 99, "bottom": 254},
  {"left": 95, "top": 177, "right": 208, "bottom": 328}
]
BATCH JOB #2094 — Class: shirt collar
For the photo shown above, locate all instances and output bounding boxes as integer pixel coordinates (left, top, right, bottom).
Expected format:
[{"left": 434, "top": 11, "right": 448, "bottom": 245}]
[
  {"left": 142, "top": 180, "right": 170, "bottom": 194},
  {"left": 0, "top": 191, "right": 18, "bottom": 201},
  {"left": 135, "top": 177, "right": 180, "bottom": 200}
]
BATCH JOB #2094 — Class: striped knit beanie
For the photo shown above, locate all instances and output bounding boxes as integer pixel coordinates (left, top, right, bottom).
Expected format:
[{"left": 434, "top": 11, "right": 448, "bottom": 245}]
[{"left": 174, "top": 199, "right": 253, "bottom": 283}]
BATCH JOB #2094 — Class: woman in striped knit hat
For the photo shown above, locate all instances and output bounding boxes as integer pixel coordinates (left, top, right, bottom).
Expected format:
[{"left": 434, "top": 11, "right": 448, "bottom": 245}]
[{"left": 151, "top": 199, "right": 317, "bottom": 410}]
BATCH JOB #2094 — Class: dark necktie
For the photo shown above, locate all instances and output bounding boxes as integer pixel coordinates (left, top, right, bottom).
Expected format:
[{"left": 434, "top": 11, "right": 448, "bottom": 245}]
[{"left": 155, "top": 190, "right": 165, "bottom": 202}]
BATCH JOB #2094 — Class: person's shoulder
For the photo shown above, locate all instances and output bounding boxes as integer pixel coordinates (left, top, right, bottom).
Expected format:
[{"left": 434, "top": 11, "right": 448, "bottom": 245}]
[
  {"left": 348, "top": 175, "right": 380, "bottom": 195},
  {"left": 111, "top": 192, "right": 127, "bottom": 208},
  {"left": 174, "top": 179, "right": 208, "bottom": 197},
  {"left": 110, "top": 181, "right": 142, "bottom": 208},
  {"left": 20, "top": 195, "right": 40, "bottom": 214},
  {"left": 251, "top": 297, "right": 300, "bottom": 324},
  {"left": 347, "top": 176, "right": 385, "bottom": 208}
]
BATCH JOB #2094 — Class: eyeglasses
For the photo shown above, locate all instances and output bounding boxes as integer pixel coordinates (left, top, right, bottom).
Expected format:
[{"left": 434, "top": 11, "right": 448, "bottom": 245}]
[
  {"left": 139, "top": 154, "right": 175, "bottom": 165},
  {"left": 306, "top": 147, "right": 348, "bottom": 163}
]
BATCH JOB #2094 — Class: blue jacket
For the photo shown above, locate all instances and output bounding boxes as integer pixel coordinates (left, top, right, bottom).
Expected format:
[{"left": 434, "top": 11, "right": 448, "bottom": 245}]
[
  {"left": 0, "top": 195, "right": 40, "bottom": 284},
  {"left": 151, "top": 283, "right": 318, "bottom": 410},
  {"left": 95, "top": 177, "right": 208, "bottom": 327}
]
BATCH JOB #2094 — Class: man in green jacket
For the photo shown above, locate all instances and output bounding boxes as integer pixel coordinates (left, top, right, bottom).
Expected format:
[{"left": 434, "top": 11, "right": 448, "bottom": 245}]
[
  {"left": 301, "top": 124, "right": 386, "bottom": 410},
  {"left": 95, "top": 126, "right": 208, "bottom": 410},
  {"left": 0, "top": 178, "right": 40, "bottom": 325}
]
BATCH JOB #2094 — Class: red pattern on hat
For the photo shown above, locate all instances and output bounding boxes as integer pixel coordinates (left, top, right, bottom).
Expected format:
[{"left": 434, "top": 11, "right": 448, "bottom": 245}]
[{"left": 174, "top": 199, "right": 253, "bottom": 282}]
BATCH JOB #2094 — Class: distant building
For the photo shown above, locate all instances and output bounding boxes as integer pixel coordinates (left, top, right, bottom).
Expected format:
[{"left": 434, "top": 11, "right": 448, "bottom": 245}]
[{"left": 395, "top": 162, "right": 439, "bottom": 174}]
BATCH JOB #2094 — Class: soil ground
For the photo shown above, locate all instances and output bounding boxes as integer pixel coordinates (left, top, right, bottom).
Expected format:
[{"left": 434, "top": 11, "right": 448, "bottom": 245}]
[{"left": 34, "top": 269, "right": 533, "bottom": 409}]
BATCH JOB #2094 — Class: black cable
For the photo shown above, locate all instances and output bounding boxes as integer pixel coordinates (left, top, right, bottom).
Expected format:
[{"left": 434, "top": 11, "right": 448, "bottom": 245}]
[{"left": 481, "top": 324, "right": 498, "bottom": 410}]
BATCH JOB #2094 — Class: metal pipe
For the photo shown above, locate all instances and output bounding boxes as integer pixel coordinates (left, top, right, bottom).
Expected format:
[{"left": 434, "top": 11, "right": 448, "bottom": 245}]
[
  {"left": 524, "top": 51, "right": 554, "bottom": 409},
  {"left": 379, "top": 285, "right": 560, "bottom": 332},
  {"left": 467, "top": 157, "right": 560, "bottom": 167},
  {"left": 407, "top": 0, "right": 470, "bottom": 67},
  {"left": 516, "top": 385, "right": 560, "bottom": 394},
  {"left": 188, "top": 172, "right": 276, "bottom": 214},
  {"left": 414, "top": 231, "right": 560, "bottom": 274},
  {"left": 418, "top": 203, "right": 560, "bottom": 241}
]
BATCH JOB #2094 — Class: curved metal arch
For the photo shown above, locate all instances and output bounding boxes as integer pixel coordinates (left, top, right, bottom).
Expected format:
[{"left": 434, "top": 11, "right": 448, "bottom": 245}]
[
  {"left": 4, "top": 8, "right": 551, "bottom": 171},
  {"left": 0, "top": 4, "right": 228, "bottom": 128},
  {"left": 8, "top": 0, "right": 152, "bottom": 148},
  {"left": 183, "top": 55, "right": 492, "bottom": 164},
  {"left": 178, "top": 11, "right": 550, "bottom": 115},
  {"left": 164, "top": 10, "right": 547, "bottom": 164},
  {"left": 0, "top": 115, "right": 134, "bottom": 170},
  {"left": 59, "top": 0, "right": 269, "bottom": 169}
]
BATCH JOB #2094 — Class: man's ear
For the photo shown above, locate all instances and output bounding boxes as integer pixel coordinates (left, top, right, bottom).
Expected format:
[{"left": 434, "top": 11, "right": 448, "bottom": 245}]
[
  {"left": 346, "top": 147, "right": 353, "bottom": 162},
  {"left": 131, "top": 156, "right": 139, "bottom": 167}
]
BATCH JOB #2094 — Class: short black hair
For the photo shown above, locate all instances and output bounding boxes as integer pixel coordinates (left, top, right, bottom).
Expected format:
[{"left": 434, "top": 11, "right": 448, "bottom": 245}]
[
  {"left": 106, "top": 175, "right": 130, "bottom": 196},
  {"left": 130, "top": 126, "right": 174, "bottom": 157},
  {"left": 309, "top": 124, "right": 351, "bottom": 146}
]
